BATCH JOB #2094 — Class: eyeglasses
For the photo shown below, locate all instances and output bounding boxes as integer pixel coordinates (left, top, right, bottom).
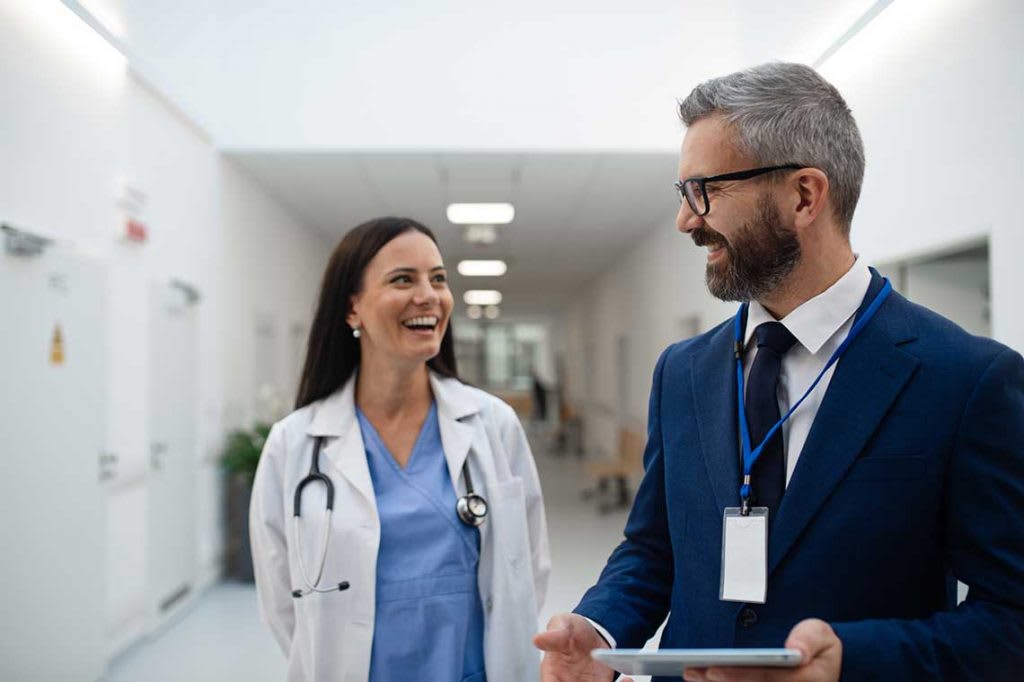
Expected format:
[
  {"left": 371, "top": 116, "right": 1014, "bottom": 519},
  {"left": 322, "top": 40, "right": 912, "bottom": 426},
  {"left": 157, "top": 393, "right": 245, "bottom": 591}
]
[{"left": 673, "top": 164, "right": 803, "bottom": 216}]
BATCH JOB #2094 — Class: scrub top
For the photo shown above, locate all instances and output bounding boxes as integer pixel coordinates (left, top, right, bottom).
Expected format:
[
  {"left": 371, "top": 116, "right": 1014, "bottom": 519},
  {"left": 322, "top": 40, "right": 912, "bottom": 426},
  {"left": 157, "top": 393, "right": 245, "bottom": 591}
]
[{"left": 357, "top": 402, "right": 487, "bottom": 682}]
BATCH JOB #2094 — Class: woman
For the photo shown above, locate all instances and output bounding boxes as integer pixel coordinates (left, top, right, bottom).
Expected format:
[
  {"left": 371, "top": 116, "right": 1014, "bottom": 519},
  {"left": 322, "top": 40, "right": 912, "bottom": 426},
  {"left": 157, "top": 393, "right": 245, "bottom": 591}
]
[{"left": 250, "top": 217, "right": 550, "bottom": 682}]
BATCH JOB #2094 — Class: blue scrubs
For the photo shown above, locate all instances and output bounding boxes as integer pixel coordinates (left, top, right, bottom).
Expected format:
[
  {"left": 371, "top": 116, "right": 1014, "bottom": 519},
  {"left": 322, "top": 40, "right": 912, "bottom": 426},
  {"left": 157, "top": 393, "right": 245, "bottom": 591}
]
[{"left": 357, "top": 403, "right": 487, "bottom": 682}]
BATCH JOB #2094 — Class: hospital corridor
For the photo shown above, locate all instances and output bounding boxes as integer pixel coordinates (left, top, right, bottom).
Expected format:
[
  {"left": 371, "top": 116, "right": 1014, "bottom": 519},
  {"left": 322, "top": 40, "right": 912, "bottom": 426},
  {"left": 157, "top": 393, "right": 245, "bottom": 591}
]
[{"left": 3, "top": 1, "right": 1024, "bottom": 681}]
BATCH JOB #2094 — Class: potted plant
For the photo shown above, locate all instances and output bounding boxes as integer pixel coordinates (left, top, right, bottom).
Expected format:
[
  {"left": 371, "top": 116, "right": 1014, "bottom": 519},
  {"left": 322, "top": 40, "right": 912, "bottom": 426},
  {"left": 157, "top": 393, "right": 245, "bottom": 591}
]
[{"left": 221, "top": 423, "right": 271, "bottom": 581}]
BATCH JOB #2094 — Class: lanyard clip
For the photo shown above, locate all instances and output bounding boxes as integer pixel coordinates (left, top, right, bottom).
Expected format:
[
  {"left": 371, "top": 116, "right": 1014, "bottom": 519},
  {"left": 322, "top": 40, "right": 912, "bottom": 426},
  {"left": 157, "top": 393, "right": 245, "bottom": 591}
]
[{"left": 740, "top": 474, "right": 752, "bottom": 516}]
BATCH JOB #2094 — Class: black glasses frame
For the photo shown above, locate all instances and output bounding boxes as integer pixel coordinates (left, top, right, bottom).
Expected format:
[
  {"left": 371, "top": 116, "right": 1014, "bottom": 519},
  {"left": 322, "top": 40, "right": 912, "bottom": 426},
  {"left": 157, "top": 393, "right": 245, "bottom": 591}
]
[{"left": 674, "top": 164, "right": 804, "bottom": 216}]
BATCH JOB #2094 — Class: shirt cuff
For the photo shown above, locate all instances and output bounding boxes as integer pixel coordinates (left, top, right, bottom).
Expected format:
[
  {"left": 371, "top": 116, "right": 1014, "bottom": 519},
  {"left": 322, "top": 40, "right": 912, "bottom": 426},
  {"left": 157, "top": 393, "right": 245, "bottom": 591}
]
[{"left": 584, "top": 617, "right": 617, "bottom": 648}]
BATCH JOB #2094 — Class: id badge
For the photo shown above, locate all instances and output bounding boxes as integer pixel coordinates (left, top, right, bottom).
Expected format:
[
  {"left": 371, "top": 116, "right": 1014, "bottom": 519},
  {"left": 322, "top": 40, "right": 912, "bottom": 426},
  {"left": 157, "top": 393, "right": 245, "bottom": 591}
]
[{"left": 719, "top": 507, "right": 768, "bottom": 604}]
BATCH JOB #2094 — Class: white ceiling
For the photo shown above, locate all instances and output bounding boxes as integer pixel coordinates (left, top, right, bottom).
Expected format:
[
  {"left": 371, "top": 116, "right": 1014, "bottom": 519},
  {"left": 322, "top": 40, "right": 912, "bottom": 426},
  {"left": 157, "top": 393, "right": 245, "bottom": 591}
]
[
  {"left": 97, "top": 0, "right": 877, "bottom": 150},
  {"left": 71, "top": 0, "right": 884, "bottom": 316},
  {"left": 228, "top": 151, "right": 680, "bottom": 315}
]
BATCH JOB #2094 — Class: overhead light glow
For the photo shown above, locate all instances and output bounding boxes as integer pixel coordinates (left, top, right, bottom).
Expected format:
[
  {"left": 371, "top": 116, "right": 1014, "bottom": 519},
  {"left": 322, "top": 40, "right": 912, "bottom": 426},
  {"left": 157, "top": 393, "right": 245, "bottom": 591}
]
[
  {"left": 458, "top": 260, "right": 507, "bottom": 277},
  {"left": 16, "top": 1, "right": 127, "bottom": 87},
  {"left": 466, "top": 305, "right": 483, "bottom": 320},
  {"left": 78, "top": 0, "right": 127, "bottom": 37},
  {"left": 484, "top": 305, "right": 500, "bottom": 320},
  {"left": 463, "top": 224, "right": 498, "bottom": 245},
  {"left": 447, "top": 203, "right": 515, "bottom": 225},
  {"left": 463, "top": 290, "right": 503, "bottom": 306}
]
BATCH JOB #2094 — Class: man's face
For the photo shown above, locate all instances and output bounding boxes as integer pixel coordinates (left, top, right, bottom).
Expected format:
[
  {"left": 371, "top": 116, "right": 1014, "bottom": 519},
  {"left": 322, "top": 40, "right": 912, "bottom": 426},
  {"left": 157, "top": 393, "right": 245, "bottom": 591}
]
[{"left": 676, "top": 116, "right": 801, "bottom": 302}]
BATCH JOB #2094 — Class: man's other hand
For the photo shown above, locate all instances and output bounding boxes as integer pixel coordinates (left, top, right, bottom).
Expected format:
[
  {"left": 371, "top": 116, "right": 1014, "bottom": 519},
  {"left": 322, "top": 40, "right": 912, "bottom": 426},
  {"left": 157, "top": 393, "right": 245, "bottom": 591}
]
[
  {"left": 534, "top": 613, "right": 616, "bottom": 682},
  {"left": 682, "top": 619, "right": 842, "bottom": 682}
]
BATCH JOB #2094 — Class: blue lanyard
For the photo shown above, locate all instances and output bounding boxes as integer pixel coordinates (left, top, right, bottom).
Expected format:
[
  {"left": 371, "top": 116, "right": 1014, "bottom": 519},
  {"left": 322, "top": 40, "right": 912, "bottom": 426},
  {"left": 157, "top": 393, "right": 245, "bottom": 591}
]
[{"left": 734, "top": 279, "right": 892, "bottom": 510}]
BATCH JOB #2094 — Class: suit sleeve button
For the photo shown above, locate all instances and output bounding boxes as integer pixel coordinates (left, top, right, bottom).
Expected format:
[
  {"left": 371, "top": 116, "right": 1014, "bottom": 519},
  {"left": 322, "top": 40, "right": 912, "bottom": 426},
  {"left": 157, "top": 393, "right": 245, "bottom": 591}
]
[{"left": 739, "top": 607, "right": 758, "bottom": 628}]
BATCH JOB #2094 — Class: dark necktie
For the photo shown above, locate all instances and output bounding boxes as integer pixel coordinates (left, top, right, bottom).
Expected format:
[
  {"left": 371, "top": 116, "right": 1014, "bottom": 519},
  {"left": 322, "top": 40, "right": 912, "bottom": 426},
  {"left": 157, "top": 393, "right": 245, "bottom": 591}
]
[{"left": 746, "top": 321, "right": 798, "bottom": 515}]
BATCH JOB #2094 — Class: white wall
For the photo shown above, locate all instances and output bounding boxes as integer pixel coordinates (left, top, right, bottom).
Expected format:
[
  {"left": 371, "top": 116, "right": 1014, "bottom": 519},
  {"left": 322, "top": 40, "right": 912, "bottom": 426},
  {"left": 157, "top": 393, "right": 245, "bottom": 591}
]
[
  {"left": 564, "top": 0, "right": 1024, "bottom": 450},
  {"left": 0, "top": 0, "right": 329, "bottom": 665},
  {"left": 220, "top": 158, "right": 332, "bottom": 429},
  {"left": 820, "top": 0, "right": 1024, "bottom": 350},
  {"left": 562, "top": 217, "right": 732, "bottom": 453}
]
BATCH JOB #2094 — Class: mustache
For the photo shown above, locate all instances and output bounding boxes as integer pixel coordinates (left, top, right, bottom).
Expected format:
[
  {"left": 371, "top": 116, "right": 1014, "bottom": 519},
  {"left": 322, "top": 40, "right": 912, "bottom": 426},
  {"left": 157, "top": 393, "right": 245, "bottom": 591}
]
[{"left": 691, "top": 226, "right": 729, "bottom": 249}]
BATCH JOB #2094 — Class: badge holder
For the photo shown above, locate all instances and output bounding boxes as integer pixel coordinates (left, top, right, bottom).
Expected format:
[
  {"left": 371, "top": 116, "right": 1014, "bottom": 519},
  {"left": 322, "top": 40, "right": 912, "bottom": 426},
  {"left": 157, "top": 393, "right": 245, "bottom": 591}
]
[{"left": 720, "top": 504, "right": 768, "bottom": 604}]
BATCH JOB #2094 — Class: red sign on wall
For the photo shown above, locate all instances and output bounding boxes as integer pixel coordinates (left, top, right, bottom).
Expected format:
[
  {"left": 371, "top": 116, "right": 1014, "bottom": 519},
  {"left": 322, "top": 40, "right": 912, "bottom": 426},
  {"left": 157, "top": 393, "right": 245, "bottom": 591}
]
[{"left": 125, "top": 218, "right": 148, "bottom": 243}]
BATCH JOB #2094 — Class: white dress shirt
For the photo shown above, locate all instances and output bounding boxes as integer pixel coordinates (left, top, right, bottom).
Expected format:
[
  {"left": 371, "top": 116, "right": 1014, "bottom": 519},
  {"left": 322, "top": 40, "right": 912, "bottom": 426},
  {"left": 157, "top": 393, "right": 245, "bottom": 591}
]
[
  {"left": 742, "top": 258, "right": 871, "bottom": 484},
  {"left": 586, "top": 259, "right": 872, "bottom": 648}
]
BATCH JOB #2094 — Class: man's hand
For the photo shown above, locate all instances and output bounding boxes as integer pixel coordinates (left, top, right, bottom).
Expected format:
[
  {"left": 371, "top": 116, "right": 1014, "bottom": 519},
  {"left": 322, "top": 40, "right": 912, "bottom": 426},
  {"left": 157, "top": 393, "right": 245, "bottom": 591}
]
[
  {"left": 534, "top": 613, "right": 616, "bottom": 682},
  {"left": 682, "top": 619, "right": 842, "bottom": 682}
]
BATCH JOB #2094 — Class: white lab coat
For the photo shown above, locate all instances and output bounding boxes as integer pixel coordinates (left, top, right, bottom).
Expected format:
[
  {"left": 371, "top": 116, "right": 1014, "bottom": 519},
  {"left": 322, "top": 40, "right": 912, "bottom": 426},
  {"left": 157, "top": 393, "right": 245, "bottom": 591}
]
[{"left": 250, "top": 371, "right": 551, "bottom": 682}]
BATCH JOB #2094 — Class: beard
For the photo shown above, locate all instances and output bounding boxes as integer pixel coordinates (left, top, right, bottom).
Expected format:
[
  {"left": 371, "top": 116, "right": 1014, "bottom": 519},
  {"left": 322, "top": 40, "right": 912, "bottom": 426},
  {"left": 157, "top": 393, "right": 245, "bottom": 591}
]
[{"left": 692, "top": 193, "right": 801, "bottom": 302}]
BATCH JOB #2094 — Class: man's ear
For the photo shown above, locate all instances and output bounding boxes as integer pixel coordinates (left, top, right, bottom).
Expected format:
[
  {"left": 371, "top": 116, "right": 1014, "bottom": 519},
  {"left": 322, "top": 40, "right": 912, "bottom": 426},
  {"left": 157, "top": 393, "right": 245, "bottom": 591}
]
[{"left": 791, "top": 168, "right": 830, "bottom": 229}]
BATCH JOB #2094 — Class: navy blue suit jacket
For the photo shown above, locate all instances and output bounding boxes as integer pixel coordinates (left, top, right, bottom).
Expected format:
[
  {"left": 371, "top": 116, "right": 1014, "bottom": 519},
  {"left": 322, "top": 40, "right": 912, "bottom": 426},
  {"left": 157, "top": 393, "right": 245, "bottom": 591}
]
[{"left": 575, "top": 271, "right": 1024, "bottom": 680}]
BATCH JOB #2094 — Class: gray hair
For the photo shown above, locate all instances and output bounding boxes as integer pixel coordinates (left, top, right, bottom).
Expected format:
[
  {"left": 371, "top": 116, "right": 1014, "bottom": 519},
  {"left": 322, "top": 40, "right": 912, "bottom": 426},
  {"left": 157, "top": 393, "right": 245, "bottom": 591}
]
[{"left": 678, "top": 62, "right": 864, "bottom": 233}]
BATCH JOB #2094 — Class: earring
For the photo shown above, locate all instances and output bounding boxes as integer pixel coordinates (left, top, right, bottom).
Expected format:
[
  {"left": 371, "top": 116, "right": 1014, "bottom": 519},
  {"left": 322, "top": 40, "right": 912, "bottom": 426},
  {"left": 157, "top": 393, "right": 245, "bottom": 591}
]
[{"left": 352, "top": 326, "right": 361, "bottom": 339}]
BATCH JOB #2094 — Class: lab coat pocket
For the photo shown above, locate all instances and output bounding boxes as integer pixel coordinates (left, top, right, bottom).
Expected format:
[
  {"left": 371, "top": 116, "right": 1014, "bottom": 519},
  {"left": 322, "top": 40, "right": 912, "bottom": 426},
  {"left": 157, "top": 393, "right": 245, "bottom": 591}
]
[{"left": 487, "top": 477, "right": 529, "bottom": 572}]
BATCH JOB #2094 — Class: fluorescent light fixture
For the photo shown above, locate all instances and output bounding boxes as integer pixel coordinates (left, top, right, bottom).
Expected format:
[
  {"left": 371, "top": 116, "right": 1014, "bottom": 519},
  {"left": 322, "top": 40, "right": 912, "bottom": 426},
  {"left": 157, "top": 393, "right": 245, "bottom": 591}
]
[
  {"left": 458, "top": 260, "right": 507, "bottom": 277},
  {"left": 463, "top": 290, "right": 503, "bottom": 306},
  {"left": 447, "top": 203, "right": 515, "bottom": 225}
]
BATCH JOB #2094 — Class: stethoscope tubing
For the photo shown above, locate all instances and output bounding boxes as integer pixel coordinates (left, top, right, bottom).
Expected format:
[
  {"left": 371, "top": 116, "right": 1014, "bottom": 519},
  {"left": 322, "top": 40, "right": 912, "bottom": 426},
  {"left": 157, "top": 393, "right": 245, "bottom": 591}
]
[{"left": 291, "top": 434, "right": 487, "bottom": 597}]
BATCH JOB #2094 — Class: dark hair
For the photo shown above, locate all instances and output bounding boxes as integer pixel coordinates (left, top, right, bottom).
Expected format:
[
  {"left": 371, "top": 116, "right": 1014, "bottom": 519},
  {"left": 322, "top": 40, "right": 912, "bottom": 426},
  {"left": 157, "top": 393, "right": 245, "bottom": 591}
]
[{"left": 295, "top": 217, "right": 459, "bottom": 409}]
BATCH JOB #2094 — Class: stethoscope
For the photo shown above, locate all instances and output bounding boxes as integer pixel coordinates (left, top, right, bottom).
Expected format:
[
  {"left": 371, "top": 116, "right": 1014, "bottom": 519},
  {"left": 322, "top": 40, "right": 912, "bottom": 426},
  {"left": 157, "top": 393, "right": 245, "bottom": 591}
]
[{"left": 290, "top": 435, "right": 489, "bottom": 598}]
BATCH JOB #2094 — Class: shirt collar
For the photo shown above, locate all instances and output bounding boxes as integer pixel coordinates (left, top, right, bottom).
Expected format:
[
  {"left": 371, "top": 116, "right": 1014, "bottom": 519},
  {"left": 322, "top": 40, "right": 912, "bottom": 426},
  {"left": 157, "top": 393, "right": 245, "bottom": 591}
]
[{"left": 744, "top": 257, "right": 872, "bottom": 356}]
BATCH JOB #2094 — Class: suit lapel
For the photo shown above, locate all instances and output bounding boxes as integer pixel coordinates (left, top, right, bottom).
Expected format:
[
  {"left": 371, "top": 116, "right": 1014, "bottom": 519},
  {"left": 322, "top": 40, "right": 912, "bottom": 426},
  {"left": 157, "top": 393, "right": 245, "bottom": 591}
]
[
  {"left": 768, "top": 280, "right": 919, "bottom": 575},
  {"left": 691, "top": 321, "right": 742, "bottom": 512}
]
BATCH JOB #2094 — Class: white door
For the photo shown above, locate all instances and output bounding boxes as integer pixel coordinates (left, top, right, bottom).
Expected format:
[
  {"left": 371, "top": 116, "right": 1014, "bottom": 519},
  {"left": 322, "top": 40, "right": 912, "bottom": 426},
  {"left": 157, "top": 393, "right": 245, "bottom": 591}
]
[
  {"left": 0, "top": 246, "right": 107, "bottom": 681},
  {"left": 146, "top": 282, "right": 198, "bottom": 619}
]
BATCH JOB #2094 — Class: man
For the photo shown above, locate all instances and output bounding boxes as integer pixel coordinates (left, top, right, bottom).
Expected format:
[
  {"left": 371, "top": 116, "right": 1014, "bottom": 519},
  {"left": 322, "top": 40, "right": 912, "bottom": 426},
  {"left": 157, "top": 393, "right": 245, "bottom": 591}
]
[{"left": 534, "top": 62, "right": 1024, "bottom": 681}]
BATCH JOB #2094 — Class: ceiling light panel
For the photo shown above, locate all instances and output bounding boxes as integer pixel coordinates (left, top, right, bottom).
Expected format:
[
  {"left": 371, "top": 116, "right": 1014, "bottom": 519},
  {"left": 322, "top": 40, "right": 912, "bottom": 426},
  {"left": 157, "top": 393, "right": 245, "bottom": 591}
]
[
  {"left": 463, "top": 290, "right": 503, "bottom": 306},
  {"left": 447, "top": 203, "right": 515, "bottom": 225},
  {"left": 457, "top": 260, "right": 507, "bottom": 277}
]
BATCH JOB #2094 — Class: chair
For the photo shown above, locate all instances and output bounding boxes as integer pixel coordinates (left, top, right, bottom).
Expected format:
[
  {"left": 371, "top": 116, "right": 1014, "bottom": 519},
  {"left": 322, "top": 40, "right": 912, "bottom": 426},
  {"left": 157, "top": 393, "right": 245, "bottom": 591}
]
[{"left": 582, "top": 428, "right": 646, "bottom": 514}]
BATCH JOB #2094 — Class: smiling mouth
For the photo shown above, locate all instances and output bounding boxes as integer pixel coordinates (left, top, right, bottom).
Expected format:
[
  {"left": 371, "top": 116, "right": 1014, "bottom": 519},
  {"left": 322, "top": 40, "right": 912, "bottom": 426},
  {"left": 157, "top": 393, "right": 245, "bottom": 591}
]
[{"left": 402, "top": 315, "right": 440, "bottom": 331}]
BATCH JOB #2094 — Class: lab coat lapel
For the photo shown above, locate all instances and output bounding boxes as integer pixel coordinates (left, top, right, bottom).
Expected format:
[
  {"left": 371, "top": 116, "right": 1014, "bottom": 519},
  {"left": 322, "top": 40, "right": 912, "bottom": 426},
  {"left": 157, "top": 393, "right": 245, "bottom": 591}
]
[
  {"left": 768, "top": 279, "right": 919, "bottom": 575},
  {"left": 691, "top": 321, "right": 743, "bottom": 512},
  {"left": 431, "top": 373, "right": 488, "bottom": 547},
  {"left": 305, "top": 374, "right": 376, "bottom": 505},
  {"left": 431, "top": 373, "right": 481, "bottom": 495}
]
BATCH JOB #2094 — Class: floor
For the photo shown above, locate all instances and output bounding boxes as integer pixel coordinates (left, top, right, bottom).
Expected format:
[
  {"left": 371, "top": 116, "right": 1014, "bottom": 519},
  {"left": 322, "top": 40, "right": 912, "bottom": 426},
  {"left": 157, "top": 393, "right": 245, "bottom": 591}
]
[{"left": 104, "top": 434, "right": 652, "bottom": 681}]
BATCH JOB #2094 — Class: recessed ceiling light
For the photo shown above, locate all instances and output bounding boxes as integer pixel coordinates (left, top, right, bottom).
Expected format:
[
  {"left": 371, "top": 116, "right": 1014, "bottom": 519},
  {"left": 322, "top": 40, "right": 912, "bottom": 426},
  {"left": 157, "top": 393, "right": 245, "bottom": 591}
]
[
  {"left": 463, "top": 290, "right": 503, "bottom": 306},
  {"left": 484, "top": 305, "right": 500, "bottom": 320},
  {"left": 466, "top": 305, "right": 483, "bottom": 320},
  {"left": 447, "top": 203, "right": 515, "bottom": 225},
  {"left": 458, "top": 260, "right": 507, "bottom": 277}
]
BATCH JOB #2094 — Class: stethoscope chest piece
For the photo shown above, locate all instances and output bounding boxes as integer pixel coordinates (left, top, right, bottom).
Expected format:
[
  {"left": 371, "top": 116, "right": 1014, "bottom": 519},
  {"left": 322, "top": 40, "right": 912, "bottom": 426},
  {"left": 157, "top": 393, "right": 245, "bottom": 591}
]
[
  {"left": 455, "top": 458, "right": 488, "bottom": 527},
  {"left": 456, "top": 491, "right": 488, "bottom": 527}
]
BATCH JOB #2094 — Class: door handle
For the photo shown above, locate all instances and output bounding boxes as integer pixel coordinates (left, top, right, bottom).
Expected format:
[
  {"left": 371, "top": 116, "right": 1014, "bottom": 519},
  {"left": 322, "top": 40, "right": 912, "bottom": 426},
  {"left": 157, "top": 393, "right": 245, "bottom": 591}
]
[
  {"left": 98, "top": 451, "right": 118, "bottom": 481},
  {"left": 150, "top": 442, "right": 168, "bottom": 470}
]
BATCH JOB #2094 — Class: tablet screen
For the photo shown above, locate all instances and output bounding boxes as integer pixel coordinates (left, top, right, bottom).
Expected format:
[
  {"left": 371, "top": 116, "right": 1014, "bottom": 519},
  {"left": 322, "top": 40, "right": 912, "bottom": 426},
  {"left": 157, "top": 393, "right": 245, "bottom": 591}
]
[{"left": 591, "top": 648, "right": 802, "bottom": 675}]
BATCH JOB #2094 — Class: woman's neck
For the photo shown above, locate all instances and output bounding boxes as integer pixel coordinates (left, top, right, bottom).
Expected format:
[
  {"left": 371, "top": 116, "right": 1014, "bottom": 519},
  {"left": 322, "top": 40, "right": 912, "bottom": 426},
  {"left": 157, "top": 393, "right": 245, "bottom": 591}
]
[{"left": 355, "top": 354, "right": 432, "bottom": 420}]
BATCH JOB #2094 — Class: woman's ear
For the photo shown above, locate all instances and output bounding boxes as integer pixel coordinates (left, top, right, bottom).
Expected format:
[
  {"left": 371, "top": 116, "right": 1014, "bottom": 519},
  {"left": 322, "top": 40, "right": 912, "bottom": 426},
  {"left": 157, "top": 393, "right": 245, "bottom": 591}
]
[{"left": 345, "top": 295, "right": 360, "bottom": 330}]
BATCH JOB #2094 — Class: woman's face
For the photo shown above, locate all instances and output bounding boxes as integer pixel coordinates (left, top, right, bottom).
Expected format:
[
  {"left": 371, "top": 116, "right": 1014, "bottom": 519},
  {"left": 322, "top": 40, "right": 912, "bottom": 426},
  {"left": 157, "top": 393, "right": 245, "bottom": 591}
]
[{"left": 347, "top": 230, "right": 453, "bottom": 368}]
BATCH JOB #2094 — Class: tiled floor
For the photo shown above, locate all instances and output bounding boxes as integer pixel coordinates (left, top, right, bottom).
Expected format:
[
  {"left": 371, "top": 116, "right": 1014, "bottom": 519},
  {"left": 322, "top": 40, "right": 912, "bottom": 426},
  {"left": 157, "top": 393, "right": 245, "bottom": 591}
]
[{"left": 104, "top": 436, "right": 649, "bottom": 681}]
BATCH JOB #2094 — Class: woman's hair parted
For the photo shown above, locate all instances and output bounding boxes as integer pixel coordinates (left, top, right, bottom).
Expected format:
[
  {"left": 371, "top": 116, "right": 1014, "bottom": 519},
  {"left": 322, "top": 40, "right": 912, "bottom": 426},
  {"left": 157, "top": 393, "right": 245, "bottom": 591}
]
[{"left": 294, "top": 217, "right": 459, "bottom": 409}]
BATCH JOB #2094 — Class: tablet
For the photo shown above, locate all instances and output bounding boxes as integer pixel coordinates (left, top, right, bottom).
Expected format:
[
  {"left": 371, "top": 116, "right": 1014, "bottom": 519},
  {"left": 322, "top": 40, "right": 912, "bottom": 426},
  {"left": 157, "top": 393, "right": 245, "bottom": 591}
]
[{"left": 591, "top": 648, "right": 803, "bottom": 675}]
